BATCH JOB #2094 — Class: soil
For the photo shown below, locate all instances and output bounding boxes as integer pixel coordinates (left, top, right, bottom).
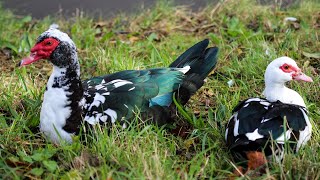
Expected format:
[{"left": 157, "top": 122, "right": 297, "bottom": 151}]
[{"left": 0, "top": 48, "right": 15, "bottom": 74}]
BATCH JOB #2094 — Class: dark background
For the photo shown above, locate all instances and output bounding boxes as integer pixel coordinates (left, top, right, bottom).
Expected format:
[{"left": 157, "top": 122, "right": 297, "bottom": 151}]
[{"left": 2, "top": 0, "right": 212, "bottom": 19}]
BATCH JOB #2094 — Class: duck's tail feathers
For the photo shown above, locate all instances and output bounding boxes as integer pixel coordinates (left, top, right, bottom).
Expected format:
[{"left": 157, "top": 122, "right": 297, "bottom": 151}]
[{"left": 170, "top": 39, "right": 219, "bottom": 105}]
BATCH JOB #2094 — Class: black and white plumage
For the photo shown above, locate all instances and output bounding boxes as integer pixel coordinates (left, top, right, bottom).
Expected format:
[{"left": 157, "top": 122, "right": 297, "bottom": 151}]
[
  {"left": 20, "top": 27, "right": 219, "bottom": 144},
  {"left": 225, "top": 57, "right": 313, "bottom": 160}
]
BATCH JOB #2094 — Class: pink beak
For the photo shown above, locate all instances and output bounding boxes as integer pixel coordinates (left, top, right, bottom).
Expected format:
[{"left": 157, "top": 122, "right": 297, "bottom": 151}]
[
  {"left": 293, "top": 72, "right": 313, "bottom": 82},
  {"left": 19, "top": 52, "right": 42, "bottom": 66}
]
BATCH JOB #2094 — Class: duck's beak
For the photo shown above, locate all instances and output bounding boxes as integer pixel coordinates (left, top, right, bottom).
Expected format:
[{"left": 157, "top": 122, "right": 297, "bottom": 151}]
[
  {"left": 293, "top": 71, "right": 313, "bottom": 82},
  {"left": 18, "top": 52, "right": 42, "bottom": 66}
]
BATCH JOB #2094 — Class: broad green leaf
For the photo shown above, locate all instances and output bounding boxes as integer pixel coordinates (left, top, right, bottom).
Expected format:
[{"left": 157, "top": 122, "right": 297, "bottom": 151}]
[
  {"left": 43, "top": 160, "right": 58, "bottom": 172},
  {"left": 30, "top": 168, "right": 44, "bottom": 176},
  {"left": 18, "top": 150, "right": 33, "bottom": 163},
  {"left": 31, "top": 152, "right": 44, "bottom": 161}
]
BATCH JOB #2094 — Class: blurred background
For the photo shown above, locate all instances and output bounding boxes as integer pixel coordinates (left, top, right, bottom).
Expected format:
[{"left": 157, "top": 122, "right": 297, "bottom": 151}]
[
  {"left": 2, "top": 0, "right": 213, "bottom": 19},
  {"left": 2, "top": 0, "right": 301, "bottom": 19}
]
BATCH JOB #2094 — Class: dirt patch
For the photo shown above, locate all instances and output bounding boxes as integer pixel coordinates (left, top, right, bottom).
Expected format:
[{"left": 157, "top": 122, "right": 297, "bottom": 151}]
[
  {"left": 0, "top": 48, "right": 52, "bottom": 83},
  {"left": 0, "top": 48, "right": 15, "bottom": 74},
  {"left": 91, "top": 4, "right": 224, "bottom": 46}
]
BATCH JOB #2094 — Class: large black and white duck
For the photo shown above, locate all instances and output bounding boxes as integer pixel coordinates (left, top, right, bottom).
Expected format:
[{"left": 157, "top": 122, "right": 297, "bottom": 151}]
[
  {"left": 19, "top": 27, "right": 219, "bottom": 144},
  {"left": 225, "top": 57, "right": 313, "bottom": 164}
]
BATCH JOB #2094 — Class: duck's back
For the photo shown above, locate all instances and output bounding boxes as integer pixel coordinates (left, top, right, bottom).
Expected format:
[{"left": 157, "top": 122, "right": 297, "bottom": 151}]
[{"left": 225, "top": 98, "right": 310, "bottom": 160}]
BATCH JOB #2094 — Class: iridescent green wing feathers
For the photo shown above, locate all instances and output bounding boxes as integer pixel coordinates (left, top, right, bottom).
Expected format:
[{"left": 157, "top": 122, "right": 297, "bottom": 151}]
[{"left": 82, "top": 68, "right": 185, "bottom": 124}]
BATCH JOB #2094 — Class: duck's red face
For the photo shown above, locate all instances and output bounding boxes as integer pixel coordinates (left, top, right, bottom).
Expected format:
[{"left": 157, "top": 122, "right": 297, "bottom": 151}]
[
  {"left": 279, "top": 63, "right": 313, "bottom": 82},
  {"left": 19, "top": 37, "right": 60, "bottom": 66}
]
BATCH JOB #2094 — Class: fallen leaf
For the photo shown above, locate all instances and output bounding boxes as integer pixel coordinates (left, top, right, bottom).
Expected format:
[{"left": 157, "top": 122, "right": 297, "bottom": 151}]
[
  {"left": 129, "top": 36, "right": 139, "bottom": 43},
  {"left": 94, "top": 21, "right": 108, "bottom": 28}
]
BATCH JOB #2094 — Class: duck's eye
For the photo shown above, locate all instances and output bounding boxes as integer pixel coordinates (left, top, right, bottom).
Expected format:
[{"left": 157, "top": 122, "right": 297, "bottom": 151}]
[
  {"left": 280, "top": 63, "right": 293, "bottom": 73},
  {"left": 45, "top": 41, "right": 52, "bottom": 46}
]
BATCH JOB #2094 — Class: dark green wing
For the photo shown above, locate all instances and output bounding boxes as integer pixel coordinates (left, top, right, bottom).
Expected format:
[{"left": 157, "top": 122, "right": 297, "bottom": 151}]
[{"left": 81, "top": 68, "right": 185, "bottom": 125}]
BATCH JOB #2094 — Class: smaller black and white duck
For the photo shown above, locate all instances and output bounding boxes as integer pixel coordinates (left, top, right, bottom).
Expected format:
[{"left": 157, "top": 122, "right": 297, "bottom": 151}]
[
  {"left": 225, "top": 57, "right": 313, "bottom": 166},
  {"left": 19, "top": 26, "right": 219, "bottom": 144}
]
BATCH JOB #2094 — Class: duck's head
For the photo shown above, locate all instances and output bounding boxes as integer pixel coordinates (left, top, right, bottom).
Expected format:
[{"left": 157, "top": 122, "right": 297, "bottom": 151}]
[
  {"left": 264, "top": 56, "right": 313, "bottom": 85},
  {"left": 19, "top": 26, "right": 77, "bottom": 68}
]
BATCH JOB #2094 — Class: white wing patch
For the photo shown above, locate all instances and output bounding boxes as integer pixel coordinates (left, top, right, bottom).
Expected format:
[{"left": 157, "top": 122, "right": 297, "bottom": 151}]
[
  {"left": 245, "top": 98, "right": 265, "bottom": 103},
  {"left": 276, "top": 129, "right": 292, "bottom": 144},
  {"left": 79, "top": 97, "right": 86, "bottom": 107},
  {"left": 104, "top": 108, "right": 117, "bottom": 123},
  {"left": 225, "top": 128, "right": 229, "bottom": 141},
  {"left": 100, "top": 115, "right": 108, "bottom": 122},
  {"left": 128, "top": 87, "right": 135, "bottom": 91},
  {"left": 88, "top": 93, "right": 106, "bottom": 111},
  {"left": 178, "top": 65, "right": 191, "bottom": 74},
  {"left": 259, "top": 101, "right": 271, "bottom": 106},
  {"left": 233, "top": 113, "right": 240, "bottom": 136},
  {"left": 261, "top": 118, "right": 271, "bottom": 123},
  {"left": 85, "top": 116, "right": 96, "bottom": 125},
  {"left": 101, "top": 92, "right": 110, "bottom": 96},
  {"left": 95, "top": 84, "right": 105, "bottom": 90},
  {"left": 107, "top": 79, "right": 133, "bottom": 88},
  {"left": 84, "top": 108, "right": 118, "bottom": 125},
  {"left": 245, "top": 129, "right": 264, "bottom": 141},
  {"left": 296, "top": 108, "right": 312, "bottom": 151},
  {"left": 95, "top": 113, "right": 102, "bottom": 120}
]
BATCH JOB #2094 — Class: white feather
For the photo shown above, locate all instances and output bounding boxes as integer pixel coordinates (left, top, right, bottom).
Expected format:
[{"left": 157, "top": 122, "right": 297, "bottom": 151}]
[
  {"left": 88, "top": 93, "right": 106, "bottom": 111},
  {"left": 40, "top": 67, "right": 73, "bottom": 144},
  {"left": 276, "top": 129, "right": 292, "bottom": 144},
  {"left": 101, "top": 92, "right": 110, "bottom": 96},
  {"left": 233, "top": 113, "right": 239, "bottom": 136},
  {"left": 128, "top": 87, "right": 135, "bottom": 91},
  {"left": 107, "top": 79, "right": 133, "bottom": 88},
  {"left": 104, "top": 109, "right": 117, "bottom": 123},
  {"left": 99, "top": 115, "right": 108, "bottom": 122},
  {"left": 178, "top": 65, "right": 190, "bottom": 74},
  {"left": 296, "top": 109, "right": 312, "bottom": 151},
  {"left": 225, "top": 128, "right": 229, "bottom": 141},
  {"left": 245, "top": 129, "right": 264, "bottom": 141},
  {"left": 245, "top": 98, "right": 264, "bottom": 103},
  {"left": 95, "top": 84, "right": 104, "bottom": 90},
  {"left": 44, "top": 28, "right": 75, "bottom": 48}
]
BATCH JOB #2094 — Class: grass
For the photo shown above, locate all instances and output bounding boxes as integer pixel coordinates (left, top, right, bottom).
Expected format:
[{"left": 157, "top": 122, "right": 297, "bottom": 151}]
[{"left": 0, "top": 0, "right": 320, "bottom": 179}]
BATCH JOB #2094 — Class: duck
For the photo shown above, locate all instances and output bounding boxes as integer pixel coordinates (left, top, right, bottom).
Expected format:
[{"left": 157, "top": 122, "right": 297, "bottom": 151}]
[
  {"left": 225, "top": 57, "right": 313, "bottom": 173},
  {"left": 19, "top": 26, "right": 219, "bottom": 144}
]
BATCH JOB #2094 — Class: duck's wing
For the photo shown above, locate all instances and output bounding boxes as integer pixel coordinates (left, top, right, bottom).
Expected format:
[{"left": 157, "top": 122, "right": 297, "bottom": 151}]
[
  {"left": 81, "top": 68, "right": 184, "bottom": 126},
  {"left": 226, "top": 98, "right": 310, "bottom": 159}
]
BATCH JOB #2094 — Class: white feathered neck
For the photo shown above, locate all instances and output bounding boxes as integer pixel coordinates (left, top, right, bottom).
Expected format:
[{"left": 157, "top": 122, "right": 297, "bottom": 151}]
[{"left": 263, "top": 57, "right": 306, "bottom": 107}]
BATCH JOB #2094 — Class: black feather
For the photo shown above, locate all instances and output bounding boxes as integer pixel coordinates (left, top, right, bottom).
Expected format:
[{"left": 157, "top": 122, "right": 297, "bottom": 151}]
[
  {"left": 225, "top": 98, "right": 309, "bottom": 160},
  {"left": 170, "top": 39, "right": 219, "bottom": 105}
]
